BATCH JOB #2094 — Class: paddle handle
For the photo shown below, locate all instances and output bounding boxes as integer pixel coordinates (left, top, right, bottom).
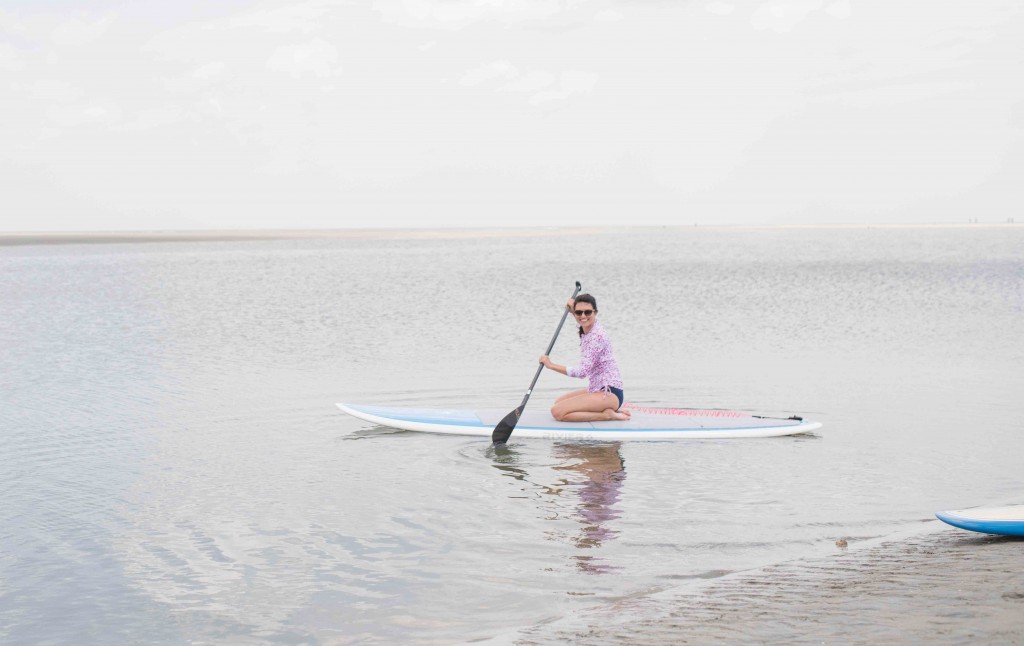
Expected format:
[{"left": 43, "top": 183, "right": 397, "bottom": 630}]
[{"left": 519, "top": 281, "right": 582, "bottom": 408}]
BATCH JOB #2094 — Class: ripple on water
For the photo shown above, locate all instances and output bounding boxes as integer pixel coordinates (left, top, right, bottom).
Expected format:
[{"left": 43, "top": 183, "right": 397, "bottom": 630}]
[{"left": 2, "top": 229, "right": 1022, "bottom": 643}]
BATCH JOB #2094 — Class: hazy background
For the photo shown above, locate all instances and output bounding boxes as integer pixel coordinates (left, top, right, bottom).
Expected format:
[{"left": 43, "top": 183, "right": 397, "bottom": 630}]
[{"left": 2, "top": 0, "right": 1022, "bottom": 232}]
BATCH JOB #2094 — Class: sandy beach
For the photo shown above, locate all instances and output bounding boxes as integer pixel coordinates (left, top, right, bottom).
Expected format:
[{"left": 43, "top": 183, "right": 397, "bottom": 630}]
[{"left": 525, "top": 523, "right": 1024, "bottom": 644}]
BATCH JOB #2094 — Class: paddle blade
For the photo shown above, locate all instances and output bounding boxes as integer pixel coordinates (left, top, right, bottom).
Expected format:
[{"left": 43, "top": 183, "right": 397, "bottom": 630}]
[{"left": 491, "top": 405, "right": 524, "bottom": 444}]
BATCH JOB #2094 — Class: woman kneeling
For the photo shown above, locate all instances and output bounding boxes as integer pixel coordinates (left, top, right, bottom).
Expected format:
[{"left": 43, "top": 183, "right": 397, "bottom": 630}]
[{"left": 539, "top": 293, "right": 630, "bottom": 422}]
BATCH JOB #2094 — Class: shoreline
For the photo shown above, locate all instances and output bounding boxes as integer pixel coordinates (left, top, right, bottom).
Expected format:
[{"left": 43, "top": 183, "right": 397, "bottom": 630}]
[
  {"left": 516, "top": 520, "right": 1024, "bottom": 644},
  {"left": 1, "top": 222, "right": 1022, "bottom": 247}
]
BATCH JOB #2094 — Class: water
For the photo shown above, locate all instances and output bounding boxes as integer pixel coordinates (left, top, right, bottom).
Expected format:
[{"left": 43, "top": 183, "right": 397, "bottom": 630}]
[{"left": 1, "top": 227, "right": 1022, "bottom": 644}]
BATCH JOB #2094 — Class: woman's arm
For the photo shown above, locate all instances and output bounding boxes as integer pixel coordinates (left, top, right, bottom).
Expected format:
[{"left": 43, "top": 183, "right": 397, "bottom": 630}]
[
  {"left": 540, "top": 355, "right": 571, "bottom": 376},
  {"left": 539, "top": 299, "right": 579, "bottom": 377}
]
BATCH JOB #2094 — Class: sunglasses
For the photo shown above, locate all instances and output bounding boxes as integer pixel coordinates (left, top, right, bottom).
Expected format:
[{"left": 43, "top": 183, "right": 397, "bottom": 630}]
[{"left": 574, "top": 309, "right": 595, "bottom": 317}]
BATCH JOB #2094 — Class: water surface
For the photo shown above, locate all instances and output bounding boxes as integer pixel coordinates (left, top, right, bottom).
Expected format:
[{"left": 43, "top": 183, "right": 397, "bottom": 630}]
[{"left": 1, "top": 227, "right": 1021, "bottom": 643}]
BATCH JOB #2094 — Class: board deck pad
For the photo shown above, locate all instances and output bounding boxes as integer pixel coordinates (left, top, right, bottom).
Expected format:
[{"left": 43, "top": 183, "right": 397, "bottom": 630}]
[{"left": 337, "top": 403, "right": 821, "bottom": 440}]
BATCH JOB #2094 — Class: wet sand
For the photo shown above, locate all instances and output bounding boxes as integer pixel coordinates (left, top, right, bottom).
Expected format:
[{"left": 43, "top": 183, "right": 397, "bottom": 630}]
[{"left": 525, "top": 524, "right": 1024, "bottom": 645}]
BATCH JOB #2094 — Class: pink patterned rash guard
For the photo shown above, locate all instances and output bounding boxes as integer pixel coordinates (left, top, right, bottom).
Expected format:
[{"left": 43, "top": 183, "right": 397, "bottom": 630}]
[{"left": 566, "top": 320, "right": 624, "bottom": 393}]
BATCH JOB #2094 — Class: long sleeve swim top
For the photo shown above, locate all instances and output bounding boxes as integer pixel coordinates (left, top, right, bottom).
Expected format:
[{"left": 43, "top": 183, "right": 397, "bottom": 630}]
[{"left": 565, "top": 320, "right": 624, "bottom": 392}]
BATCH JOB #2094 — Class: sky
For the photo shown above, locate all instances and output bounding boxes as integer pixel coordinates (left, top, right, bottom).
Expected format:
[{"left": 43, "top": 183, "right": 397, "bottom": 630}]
[{"left": 1, "top": 0, "right": 1022, "bottom": 232}]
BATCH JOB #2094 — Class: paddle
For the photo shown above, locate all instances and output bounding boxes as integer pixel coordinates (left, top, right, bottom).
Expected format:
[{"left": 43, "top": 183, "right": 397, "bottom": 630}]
[{"left": 492, "top": 281, "right": 582, "bottom": 445}]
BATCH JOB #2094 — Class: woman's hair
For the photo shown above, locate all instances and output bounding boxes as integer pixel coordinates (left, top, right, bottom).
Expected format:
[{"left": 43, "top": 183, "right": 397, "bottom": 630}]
[{"left": 573, "top": 293, "right": 598, "bottom": 337}]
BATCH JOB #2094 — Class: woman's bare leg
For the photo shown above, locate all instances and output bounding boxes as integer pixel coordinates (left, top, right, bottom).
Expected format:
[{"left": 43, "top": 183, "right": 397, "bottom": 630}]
[
  {"left": 554, "top": 389, "right": 589, "bottom": 404},
  {"left": 551, "top": 391, "right": 631, "bottom": 422}
]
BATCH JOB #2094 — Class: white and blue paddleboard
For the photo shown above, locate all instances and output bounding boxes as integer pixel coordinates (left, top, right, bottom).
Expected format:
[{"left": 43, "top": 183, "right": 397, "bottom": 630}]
[
  {"left": 337, "top": 403, "right": 821, "bottom": 440},
  {"left": 935, "top": 506, "right": 1024, "bottom": 537}
]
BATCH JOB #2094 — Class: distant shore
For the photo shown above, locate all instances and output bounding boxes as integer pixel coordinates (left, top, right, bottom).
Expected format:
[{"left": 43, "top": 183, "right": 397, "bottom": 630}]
[
  {"left": 1, "top": 223, "right": 1021, "bottom": 247},
  {"left": 0, "top": 227, "right": 606, "bottom": 246}
]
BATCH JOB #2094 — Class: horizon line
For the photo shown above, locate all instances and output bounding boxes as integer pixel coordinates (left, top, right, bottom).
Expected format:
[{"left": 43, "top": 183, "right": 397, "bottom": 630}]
[{"left": 1, "top": 221, "right": 1022, "bottom": 247}]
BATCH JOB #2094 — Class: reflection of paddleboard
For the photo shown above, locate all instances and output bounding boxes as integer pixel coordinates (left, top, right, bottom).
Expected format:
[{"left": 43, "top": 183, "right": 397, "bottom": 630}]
[
  {"left": 935, "top": 506, "right": 1024, "bottom": 537},
  {"left": 336, "top": 403, "right": 821, "bottom": 440}
]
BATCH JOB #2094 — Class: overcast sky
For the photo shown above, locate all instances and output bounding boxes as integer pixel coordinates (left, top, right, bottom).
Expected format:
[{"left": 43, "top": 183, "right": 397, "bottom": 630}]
[{"left": 2, "top": 0, "right": 1022, "bottom": 232}]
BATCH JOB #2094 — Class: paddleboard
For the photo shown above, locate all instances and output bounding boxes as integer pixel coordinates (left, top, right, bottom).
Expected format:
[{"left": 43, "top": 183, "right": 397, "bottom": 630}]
[
  {"left": 935, "top": 506, "right": 1024, "bottom": 537},
  {"left": 337, "top": 403, "right": 821, "bottom": 440}
]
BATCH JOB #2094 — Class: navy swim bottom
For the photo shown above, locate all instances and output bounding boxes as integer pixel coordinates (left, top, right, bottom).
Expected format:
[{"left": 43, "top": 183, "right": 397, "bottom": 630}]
[{"left": 606, "top": 387, "right": 624, "bottom": 409}]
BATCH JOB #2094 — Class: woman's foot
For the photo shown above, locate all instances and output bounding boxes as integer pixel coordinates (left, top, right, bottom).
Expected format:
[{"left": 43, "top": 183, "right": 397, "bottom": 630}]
[{"left": 606, "top": 408, "right": 631, "bottom": 421}]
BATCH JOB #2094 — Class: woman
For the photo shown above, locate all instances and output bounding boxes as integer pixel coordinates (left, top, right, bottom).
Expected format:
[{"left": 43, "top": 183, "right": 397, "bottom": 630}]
[{"left": 539, "top": 293, "right": 630, "bottom": 422}]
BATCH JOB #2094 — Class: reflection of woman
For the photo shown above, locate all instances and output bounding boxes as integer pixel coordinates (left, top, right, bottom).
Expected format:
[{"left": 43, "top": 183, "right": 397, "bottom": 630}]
[
  {"left": 491, "top": 441, "right": 626, "bottom": 574},
  {"left": 555, "top": 442, "right": 625, "bottom": 573},
  {"left": 539, "top": 294, "right": 630, "bottom": 422}
]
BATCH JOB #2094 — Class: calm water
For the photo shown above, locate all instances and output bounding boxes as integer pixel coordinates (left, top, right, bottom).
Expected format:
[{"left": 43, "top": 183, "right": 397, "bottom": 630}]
[{"left": 1, "top": 227, "right": 1022, "bottom": 644}]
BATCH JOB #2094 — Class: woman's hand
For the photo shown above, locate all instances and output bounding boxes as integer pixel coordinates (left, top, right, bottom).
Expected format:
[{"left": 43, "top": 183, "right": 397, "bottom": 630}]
[
  {"left": 566, "top": 297, "right": 575, "bottom": 312},
  {"left": 540, "top": 355, "right": 568, "bottom": 375}
]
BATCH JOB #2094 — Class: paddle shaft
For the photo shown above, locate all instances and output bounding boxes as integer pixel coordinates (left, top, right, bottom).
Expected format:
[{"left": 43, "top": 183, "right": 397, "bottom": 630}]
[
  {"left": 517, "top": 281, "right": 582, "bottom": 410},
  {"left": 491, "top": 282, "right": 583, "bottom": 443}
]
